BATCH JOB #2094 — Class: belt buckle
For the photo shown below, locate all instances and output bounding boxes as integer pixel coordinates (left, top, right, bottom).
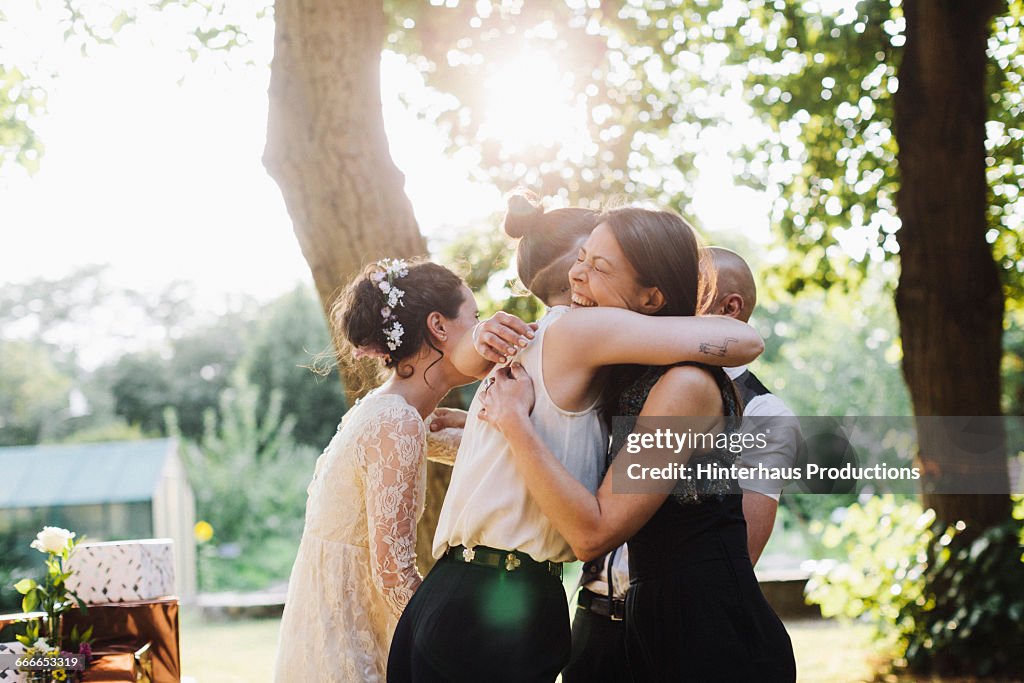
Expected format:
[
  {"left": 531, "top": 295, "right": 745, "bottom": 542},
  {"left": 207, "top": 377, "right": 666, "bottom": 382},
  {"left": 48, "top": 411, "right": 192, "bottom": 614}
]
[
  {"left": 610, "top": 599, "right": 625, "bottom": 622},
  {"left": 504, "top": 552, "right": 521, "bottom": 571},
  {"left": 461, "top": 546, "right": 476, "bottom": 562}
]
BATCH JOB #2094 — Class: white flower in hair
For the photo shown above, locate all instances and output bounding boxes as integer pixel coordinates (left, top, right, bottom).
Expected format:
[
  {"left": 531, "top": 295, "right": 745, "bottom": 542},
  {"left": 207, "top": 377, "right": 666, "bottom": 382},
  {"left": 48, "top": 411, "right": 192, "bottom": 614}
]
[
  {"left": 373, "top": 258, "right": 410, "bottom": 352},
  {"left": 384, "top": 322, "right": 405, "bottom": 351},
  {"left": 387, "top": 287, "right": 404, "bottom": 308}
]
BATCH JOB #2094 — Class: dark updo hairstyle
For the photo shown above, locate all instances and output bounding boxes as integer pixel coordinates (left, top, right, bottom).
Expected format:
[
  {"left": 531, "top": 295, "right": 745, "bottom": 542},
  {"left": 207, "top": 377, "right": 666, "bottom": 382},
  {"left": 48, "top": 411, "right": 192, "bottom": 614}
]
[
  {"left": 598, "top": 207, "right": 715, "bottom": 318},
  {"left": 504, "top": 191, "right": 600, "bottom": 305},
  {"left": 331, "top": 259, "right": 466, "bottom": 380}
]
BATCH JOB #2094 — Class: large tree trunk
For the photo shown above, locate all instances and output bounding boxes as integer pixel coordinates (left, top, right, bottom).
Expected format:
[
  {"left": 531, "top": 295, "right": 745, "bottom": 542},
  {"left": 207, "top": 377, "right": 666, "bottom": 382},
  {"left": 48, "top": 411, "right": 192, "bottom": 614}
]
[
  {"left": 263, "top": 0, "right": 449, "bottom": 573},
  {"left": 894, "top": 0, "right": 1010, "bottom": 529}
]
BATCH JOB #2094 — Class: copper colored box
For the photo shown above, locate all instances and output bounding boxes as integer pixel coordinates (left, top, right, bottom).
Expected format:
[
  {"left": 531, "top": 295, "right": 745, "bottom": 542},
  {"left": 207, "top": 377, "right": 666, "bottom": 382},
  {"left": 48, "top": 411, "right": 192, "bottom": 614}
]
[
  {"left": 80, "top": 642, "right": 153, "bottom": 683},
  {"left": 63, "top": 598, "right": 178, "bottom": 683}
]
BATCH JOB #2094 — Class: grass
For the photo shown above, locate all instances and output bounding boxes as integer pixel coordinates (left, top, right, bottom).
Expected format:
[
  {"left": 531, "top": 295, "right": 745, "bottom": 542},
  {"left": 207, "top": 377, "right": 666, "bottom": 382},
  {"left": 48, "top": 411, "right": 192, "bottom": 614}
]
[
  {"left": 787, "top": 619, "right": 879, "bottom": 683},
  {"left": 180, "top": 611, "right": 281, "bottom": 683},
  {"left": 179, "top": 611, "right": 887, "bottom": 683}
]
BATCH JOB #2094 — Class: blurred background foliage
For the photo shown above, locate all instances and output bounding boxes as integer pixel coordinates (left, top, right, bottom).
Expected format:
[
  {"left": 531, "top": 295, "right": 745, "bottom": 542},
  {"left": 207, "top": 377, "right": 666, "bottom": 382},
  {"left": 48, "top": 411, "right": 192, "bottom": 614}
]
[{"left": 1, "top": 1, "right": 1022, "bottom": 674}]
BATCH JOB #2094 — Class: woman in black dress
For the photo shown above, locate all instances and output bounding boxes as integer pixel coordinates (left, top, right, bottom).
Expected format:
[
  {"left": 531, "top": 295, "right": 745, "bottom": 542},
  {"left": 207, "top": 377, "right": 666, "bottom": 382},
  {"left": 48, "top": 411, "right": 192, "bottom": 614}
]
[{"left": 479, "top": 207, "right": 796, "bottom": 682}]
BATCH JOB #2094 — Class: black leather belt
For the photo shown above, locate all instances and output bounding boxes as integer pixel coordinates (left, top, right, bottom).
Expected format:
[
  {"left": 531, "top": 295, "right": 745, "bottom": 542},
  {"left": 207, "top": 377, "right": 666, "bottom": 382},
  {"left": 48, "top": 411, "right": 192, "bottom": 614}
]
[
  {"left": 446, "top": 545, "right": 563, "bottom": 580},
  {"left": 578, "top": 587, "right": 626, "bottom": 622}
]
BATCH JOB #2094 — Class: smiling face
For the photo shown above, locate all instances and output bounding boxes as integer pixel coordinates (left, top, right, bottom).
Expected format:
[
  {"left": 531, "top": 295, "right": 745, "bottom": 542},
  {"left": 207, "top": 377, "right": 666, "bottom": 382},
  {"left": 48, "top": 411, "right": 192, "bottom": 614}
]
[{"left": 567, "top": 222, "right": 664, "bottom": 313}]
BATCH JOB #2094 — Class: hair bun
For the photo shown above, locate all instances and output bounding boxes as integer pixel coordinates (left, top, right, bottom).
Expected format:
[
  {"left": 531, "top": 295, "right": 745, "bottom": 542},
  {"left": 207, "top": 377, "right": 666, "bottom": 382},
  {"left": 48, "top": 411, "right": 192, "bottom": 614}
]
[{"left": 504, "top": 191, "right": 545, "bottom": 238}]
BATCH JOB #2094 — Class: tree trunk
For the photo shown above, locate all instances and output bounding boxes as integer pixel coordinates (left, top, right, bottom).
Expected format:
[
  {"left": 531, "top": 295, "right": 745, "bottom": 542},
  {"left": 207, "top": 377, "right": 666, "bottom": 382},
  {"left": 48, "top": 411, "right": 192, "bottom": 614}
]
[
  {"left": 264, "top": 0, "right": 448, "bottom": 572},
  {"left": 894, "top": 0, "right": 1011, "bottom": 530}
]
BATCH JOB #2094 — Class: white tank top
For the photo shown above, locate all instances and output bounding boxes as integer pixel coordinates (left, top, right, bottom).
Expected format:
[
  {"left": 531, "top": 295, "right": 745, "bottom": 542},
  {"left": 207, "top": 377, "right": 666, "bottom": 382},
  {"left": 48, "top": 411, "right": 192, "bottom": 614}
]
[{"left": 432, "top": 306, "right": 607, "bottom": 563}]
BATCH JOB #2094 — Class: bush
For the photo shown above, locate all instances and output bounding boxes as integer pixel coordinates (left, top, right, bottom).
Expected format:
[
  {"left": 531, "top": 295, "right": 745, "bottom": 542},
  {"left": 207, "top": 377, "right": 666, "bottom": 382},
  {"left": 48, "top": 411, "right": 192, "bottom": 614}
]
[
  {"left": 899, "top": 502, "right": 1024, "bottom": 677},
  {"left": 172, "top": 372, "right": 317, "bottom": 593},
  {"left": 805, "top": 495, "right": 1024, "bottom": 677}
]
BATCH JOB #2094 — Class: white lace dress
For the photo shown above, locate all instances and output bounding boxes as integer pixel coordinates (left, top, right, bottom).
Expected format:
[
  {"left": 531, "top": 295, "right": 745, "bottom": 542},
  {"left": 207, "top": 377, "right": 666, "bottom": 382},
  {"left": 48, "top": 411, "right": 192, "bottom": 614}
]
[{"left": 274, "top": 392, "right": 428, "bottom": 683}]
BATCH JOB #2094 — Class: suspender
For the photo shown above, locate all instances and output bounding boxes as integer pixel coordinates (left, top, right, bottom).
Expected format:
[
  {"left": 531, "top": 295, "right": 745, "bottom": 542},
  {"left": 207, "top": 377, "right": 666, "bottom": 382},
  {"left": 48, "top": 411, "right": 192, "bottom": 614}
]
[{"left": 606, "top": 546, "right": 619, "bottom": 599}]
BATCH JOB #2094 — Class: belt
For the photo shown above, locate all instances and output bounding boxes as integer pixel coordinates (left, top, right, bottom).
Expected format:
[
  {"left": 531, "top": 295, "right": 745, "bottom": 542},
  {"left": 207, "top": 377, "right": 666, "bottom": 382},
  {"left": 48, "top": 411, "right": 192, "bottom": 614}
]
[
  {"left": 578, "top": 587, "right": 626, "bottom": 622},
  {"left": 446, "top": 545, "right": 562, "bottom": 580}
]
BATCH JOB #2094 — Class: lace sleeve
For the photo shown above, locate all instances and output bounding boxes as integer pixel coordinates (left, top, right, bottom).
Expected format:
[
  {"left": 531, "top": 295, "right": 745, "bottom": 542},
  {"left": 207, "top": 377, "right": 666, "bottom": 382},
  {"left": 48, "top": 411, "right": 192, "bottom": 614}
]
[
  {"left": 360, "top": 407, "right": 427, "bottom": 618},
  {"left": 426, "top": 427, "right": 463, "bottom": 465}
]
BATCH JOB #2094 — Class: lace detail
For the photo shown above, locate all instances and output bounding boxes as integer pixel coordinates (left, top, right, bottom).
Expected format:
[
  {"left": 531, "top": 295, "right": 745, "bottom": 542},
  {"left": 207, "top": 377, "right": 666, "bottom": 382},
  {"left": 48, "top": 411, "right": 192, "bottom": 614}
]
[
  {"left": 274, "top": 394, "right": 427, "bottom": 683},
  {"left": 360, "top": 408, "right": 427, "bottom": 615}
]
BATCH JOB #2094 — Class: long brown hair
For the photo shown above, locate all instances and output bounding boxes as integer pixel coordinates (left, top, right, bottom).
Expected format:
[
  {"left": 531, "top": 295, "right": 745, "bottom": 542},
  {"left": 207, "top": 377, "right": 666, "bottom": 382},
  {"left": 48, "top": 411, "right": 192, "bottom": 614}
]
[
  {"left": 597, "top": 207, "right": 720, "bottom": 419},
  {"left": 598, "top": 207, "right": 715, "bottom": 317}
]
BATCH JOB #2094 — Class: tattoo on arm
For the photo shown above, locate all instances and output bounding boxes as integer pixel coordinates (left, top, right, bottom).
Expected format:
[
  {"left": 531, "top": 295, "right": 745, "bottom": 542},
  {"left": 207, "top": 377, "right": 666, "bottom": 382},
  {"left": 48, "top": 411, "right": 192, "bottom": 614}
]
[{"left": 698, "top": 337, "right": 739, "bottom": 357}]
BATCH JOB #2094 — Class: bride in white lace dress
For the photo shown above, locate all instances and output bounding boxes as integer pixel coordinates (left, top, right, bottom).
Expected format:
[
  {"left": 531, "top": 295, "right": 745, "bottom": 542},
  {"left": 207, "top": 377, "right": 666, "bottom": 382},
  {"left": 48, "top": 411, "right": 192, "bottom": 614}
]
[{"left": 273, "top": 259, "right": 522, "bottom": 683}]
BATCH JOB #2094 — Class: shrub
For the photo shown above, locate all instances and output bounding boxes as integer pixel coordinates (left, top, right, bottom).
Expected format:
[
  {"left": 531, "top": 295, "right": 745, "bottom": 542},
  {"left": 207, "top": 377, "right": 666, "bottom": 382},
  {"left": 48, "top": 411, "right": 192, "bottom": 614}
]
[{"left": 805, "top": 495, "right": 1024, "bottom": 677}]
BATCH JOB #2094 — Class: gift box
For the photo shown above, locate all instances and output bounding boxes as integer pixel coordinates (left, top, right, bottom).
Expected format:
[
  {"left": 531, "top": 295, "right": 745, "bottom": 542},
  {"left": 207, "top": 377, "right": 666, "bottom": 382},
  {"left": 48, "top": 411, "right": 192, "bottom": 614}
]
[
  {"left": 80, "top": 643, "right": 153, "bottom": 683},
  {"left": 63, "top": 599, "right": 178, "bottom": 683},
  {"left": 0, "top": 641, "right": 28, "bottom": 683},
  {"left": 66, "top": 540, "right": 175, "bottom": 605}
]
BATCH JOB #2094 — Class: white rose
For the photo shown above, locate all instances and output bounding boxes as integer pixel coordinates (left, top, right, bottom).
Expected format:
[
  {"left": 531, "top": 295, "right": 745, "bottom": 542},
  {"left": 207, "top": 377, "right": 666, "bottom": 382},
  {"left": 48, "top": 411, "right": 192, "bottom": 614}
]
[
  {"left": 33, "top": 638, "right": 49, "bottom": 651},
  {"left": 30, "top": 526, "right": 75, "bottom": 554}
]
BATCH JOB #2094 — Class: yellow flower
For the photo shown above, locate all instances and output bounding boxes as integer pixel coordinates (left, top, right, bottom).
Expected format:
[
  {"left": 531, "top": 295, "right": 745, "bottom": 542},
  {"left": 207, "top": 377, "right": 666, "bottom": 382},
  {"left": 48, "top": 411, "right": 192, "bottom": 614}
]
[
  {"left": 53, "top": 670, "right": 67, "bottom": 681},
  {"left": 194, "top": 520, "right": 214, "bottom": 543}
]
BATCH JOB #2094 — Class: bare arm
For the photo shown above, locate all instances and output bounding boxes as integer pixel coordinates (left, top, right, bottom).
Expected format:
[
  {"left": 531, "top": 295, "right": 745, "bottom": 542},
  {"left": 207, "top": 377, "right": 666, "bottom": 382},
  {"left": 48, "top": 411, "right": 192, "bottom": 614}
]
[
  {"left": 546, "top": 308, "right": 763, "bottom": 372},
  {"left": 742, "top": 491, "right": 778, "bottom": 566},
  {"left": 480, "top": 363, "right": 722, "bottom": 561},
  {"left": 424, "top": 406, "right": 469, "bottom": 466}
]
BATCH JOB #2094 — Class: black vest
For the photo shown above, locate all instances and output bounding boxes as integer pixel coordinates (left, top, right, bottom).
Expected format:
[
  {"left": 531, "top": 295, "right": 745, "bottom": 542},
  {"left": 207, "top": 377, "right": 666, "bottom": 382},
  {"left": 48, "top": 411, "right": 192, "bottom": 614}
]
[
  {"left": 584, "top": 371, "right": 775, "bottom": 590},
  {"left": 733, "top": 369, "right": 771, "bottom": 409}
]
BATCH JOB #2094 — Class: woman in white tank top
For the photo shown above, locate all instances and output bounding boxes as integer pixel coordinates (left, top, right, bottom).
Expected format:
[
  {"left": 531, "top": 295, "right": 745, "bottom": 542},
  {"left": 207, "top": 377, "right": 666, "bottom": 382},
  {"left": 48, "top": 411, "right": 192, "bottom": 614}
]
[{"left": 388, "top": 195, "right": 764, "bottom": 683}]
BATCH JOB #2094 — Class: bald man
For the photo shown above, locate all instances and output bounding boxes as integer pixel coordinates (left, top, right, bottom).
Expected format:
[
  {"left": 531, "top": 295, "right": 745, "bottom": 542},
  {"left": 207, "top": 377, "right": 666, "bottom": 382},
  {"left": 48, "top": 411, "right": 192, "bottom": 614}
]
[{"left": 707, "top": 246, "right": 801, "bottom": 564}]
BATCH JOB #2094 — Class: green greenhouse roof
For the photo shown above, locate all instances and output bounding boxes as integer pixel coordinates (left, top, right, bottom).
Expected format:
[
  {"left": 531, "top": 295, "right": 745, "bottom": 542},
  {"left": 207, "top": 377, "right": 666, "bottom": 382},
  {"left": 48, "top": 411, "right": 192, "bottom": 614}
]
[{"left": 0, "top": 438, "right": 177, "bottom": 509}]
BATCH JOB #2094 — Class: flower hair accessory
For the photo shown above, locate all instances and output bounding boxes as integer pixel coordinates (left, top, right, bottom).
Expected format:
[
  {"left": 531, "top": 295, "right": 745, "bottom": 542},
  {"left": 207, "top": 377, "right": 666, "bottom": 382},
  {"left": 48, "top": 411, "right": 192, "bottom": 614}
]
[{"left": 369, "top": 258, "right": 409, "bottom": 351}]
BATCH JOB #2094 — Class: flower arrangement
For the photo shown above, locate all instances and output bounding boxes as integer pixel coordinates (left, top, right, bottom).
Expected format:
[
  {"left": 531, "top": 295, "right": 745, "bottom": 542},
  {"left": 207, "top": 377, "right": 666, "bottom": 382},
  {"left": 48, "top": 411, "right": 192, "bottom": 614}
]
[{"left": 12, "top": 527, "right": 93, "bottom": 682}]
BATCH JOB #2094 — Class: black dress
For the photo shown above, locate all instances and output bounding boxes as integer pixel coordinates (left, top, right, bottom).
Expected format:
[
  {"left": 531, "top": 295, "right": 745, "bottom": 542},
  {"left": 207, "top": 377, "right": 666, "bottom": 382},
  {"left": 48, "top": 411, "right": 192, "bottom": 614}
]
[{"left": 611, "top": 364, "right": 797, "bottom": 682}]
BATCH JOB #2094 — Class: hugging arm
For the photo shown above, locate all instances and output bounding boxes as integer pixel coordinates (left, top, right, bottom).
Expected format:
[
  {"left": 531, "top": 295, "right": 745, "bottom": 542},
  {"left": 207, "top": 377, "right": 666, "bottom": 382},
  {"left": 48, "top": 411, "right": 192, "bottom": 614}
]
[
  {"left": 424, "top": 407, "right": 466, "bottom": 466},
  {"left": 548, "top": 308, "right": 763, "bottom": 370},
  {"left": 480, "top": 364, "right": 721, "bottom": 561},
  {"left": 452, "top": 312, "right": 538, "bottom": 379}
]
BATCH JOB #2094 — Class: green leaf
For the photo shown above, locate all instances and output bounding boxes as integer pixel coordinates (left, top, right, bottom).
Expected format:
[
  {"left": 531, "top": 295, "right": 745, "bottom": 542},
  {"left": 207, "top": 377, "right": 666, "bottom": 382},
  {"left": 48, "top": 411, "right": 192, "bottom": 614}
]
[
  {"left": 22, "top": 591, "right": 38, "bottom": 613},
  {"left": 81, "top": 625, "right": 93, "bottom": 642},
  {"left": 13, "top": 578, "right": 37, "bottom": 594},
  {"left": 69, "top": 590, "right": 88, "bottom": 613}
]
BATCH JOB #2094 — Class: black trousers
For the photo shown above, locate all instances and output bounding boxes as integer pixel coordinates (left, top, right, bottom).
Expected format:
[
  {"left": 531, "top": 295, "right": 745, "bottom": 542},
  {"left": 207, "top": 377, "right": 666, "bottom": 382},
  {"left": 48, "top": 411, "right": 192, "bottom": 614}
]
[
  {"left": 388, "top": 557, "right": 571, "bottom": 683},
  {"left": 561, "top": 596, "right": 632, "bottom": 683}
]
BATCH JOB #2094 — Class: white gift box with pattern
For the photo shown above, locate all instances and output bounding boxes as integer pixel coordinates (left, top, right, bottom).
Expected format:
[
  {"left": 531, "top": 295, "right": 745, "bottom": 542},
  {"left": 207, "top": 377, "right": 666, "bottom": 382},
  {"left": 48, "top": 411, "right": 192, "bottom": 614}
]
[
  {"left": 0, "top": 641, "right": 28, "bottom": 683},
  {"left": 65, "top": 539, "right": 175, "bottom": 604}
]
